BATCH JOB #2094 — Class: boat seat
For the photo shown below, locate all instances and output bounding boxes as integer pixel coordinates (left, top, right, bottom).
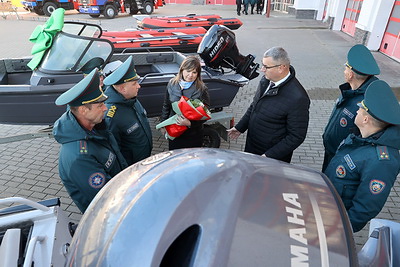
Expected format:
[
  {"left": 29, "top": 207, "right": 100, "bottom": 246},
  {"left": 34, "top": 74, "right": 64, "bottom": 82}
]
[
  {"left": 0, "top": 228, "right": 21, "bottom": 267},
  {"left": 0, "top": 60, "right": 7, "bottom": 85},
  {"left": 152, "top": 63, "right": 179, "bottom": 74},
  {"left": 140, "top": 34, "right": 154, "bottom": 38},
  {"left": 0, "top": 72, "right": 7, "bottom": 85},
  {"left": 172, "top": 32, "right": 185, "bottom": 36}
]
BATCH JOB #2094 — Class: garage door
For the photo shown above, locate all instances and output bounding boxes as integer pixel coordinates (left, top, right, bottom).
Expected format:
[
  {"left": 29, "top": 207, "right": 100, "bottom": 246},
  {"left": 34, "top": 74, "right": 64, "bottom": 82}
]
[
  {"left": 341, "top": 0, "right": 364, "bottom": 36},
  {"left": 380, "top": 1, "right": 400, "bottom": 61}
]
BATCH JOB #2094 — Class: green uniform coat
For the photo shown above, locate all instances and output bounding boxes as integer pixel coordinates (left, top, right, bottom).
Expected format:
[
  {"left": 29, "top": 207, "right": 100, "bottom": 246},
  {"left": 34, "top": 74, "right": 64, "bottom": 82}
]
[
  {"left": 322, "top": 76, "right": 378, "bottom": 170},
  {"left": 53, "top": 111, "right": 128, "bottom": 213},
  {"left": 104, "top": 86, "right": 153, "bottom": 165},
  {"left": 324, "top": 125, "right": 400, "bottom": 232}
]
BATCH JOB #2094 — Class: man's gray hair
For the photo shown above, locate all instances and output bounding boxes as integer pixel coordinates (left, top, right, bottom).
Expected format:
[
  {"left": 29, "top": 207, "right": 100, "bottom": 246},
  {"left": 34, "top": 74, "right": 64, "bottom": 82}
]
[{"left": 264, "top": 47, "right": 290, "bottom": 65}]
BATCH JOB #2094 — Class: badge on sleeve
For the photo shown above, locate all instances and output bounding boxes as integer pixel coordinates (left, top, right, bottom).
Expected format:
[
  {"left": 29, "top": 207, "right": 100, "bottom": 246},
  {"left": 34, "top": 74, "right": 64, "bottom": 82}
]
[
  {"left": 340, "top": 117, "right": 348, "bottom": 127},
  {"left": 370, "top": 179, "right": 385, "bottom": 194},
  {"left": 336, "top": 165, "right": 346, "bottom": 178},
  {"left": 89, "top": 172, "right": 106, "bottom": 189}
]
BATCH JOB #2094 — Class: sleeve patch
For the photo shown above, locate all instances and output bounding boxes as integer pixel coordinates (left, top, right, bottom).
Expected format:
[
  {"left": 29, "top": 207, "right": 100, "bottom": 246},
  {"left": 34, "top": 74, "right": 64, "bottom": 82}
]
[
  {"left": 376, "top": 146, "right": 390, "bottom": 161},
  {"left": 370, "top": 179, "right": 386, "bottom": 194},
  {"left": 89, "top": 172, "right": 106, "bottom": 189},
  {"left": 107, "top": 105, "right": 117, "bottom": 118}
]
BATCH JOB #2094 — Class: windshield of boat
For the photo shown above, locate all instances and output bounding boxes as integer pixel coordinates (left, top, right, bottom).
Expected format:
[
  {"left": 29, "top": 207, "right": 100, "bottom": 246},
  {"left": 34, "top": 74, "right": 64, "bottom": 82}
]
[
  {"left": 63, "top": 22, "right": 102, "bottom": 38},
  {"left": 39, "top": 31, "right": 113, "bottom": 72}
]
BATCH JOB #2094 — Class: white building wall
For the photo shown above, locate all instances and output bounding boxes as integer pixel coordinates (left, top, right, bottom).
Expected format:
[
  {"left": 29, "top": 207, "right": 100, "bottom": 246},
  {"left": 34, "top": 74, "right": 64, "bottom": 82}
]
[
  {"left": 356, "top": 0, "right": 395, "bottom": 50},
  {"left": 329, "top": 0, "right": 347, "bottom": 31},
  {"left": 293, "top": 0, "right": 320, "bottom": 9}
]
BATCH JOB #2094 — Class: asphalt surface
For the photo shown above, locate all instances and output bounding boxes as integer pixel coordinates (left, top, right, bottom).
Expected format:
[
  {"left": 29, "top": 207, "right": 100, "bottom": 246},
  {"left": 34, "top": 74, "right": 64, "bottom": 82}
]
[{"left": 1, "top": 4, "right": 400, "bottom": 251}]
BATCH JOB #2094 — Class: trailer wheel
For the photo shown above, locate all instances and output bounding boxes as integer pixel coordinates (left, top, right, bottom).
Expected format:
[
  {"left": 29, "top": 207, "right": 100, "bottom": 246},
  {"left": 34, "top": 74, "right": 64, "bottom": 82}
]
[
  {"left": 202, "top": 127, "right": 221, "bottom": 148},
  {"left": 130, "top": 8, "right": 139, "bottom": 14},
  {"left": 104, "top": 5, "right": 117, "bottom": 19},
  {"left": 43, "top": 2, "right": 57, "bottom": 16},
  {"left": 140, "top": 0, "right": 153, "bottom": 14},
  {"left": 33, "top": 7, "right": 44, "bottom": 15},
  {"left": 89, "top": 14, "right": 100, "bottom": 18}
]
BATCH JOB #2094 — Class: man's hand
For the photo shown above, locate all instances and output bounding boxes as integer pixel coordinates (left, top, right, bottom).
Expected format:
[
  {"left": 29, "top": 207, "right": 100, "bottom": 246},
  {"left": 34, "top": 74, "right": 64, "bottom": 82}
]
[{"left": 227, "top": 127, "right": 241, "bottom": 140}]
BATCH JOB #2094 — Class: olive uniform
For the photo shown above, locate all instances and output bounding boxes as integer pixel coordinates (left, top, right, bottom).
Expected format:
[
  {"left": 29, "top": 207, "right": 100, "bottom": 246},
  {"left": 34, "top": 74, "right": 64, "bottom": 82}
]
[
  {"left": 324, "top": 80, "right": 400, "bottom": 232},
  {"left": 53, "top": 69, "right": 128, "bottom": 213},
  {"left": 322, "top": 45, "right": 380, "bottom": 171}
]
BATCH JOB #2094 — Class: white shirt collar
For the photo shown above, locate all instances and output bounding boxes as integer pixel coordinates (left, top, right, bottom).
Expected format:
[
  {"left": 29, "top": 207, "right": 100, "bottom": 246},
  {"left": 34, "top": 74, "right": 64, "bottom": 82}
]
[{"left": 272, "top": 71, "right": 291, "bottom": 87}]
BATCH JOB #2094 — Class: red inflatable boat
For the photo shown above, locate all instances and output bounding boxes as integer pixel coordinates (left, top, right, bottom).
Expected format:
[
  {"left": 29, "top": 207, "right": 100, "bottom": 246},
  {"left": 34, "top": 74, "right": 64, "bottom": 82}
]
[
  {"left": 102, "top": 27, "right": 207, "bottom": 53},
  {"left": 136, "top": 14, "right": 243, "bottom": 30}
]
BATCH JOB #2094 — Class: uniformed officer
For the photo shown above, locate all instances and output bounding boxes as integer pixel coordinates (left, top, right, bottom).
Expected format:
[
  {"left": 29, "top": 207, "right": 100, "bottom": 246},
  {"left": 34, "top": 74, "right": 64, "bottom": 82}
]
[
  {"left": 324, "top": 80, "right": 400, "bottom": 233},
  {"left": 53, "top": 69, "right": 128, "bottom": 213},
  {"left": 103, "top": 56, "right": 153, "bottom": 165},
  {"left": 322, "top": 44, "right": 380, "bottom": 172}
]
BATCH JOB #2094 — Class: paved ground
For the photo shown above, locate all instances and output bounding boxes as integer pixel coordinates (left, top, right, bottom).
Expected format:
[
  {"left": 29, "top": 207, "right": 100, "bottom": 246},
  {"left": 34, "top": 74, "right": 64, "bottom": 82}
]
[{"left": 1, "top": 4, "right": 400, "bottom": 251}]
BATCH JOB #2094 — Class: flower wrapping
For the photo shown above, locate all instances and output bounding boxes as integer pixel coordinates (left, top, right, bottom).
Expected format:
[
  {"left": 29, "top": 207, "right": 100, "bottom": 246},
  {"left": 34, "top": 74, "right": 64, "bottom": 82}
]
[{"left": 156, "top": 96, "right": 211, "bottom": 140}]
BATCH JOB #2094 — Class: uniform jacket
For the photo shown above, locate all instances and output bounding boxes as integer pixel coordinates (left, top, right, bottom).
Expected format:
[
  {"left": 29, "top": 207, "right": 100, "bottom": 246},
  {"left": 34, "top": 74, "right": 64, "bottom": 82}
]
[
  {"left": 104, "top": 86, "right": 153, "bottom": 165},
  {"left": 324, "top": 125, "right": 400, "bottom": 232},
  {"left": 160, "top": 79, "right": 210, "bottom": 149},
  {"left": 322, "top": 76, "right": 378, "bottom": 157},
  {"left": 53, "top": 111, "right": 127, "bottom": 213},
  {"left": 235, "top": 66, "right": 310, "bottom": 162}
]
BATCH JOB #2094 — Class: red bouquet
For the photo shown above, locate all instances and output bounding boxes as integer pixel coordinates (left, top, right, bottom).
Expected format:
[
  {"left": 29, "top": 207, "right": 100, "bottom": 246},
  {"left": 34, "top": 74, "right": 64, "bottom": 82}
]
[{"left": 156, "top": 96, "right": 211, "bottom": 140}]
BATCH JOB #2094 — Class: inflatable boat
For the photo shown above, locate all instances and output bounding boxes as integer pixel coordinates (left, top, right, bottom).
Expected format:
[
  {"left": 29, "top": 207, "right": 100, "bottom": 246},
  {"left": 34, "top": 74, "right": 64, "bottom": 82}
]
[
  {"left": 102, "top": 27, "right": 207, "bottom": 53},
  {"left": 136, "top": 14, "right": 243, "bottom": 30}
]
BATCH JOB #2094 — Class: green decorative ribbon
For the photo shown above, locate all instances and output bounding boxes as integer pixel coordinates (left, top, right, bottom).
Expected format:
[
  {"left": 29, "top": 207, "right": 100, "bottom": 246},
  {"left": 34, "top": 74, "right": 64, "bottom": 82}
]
[{"left": 27, "top": 8, "right": 65, "bottom": 70}]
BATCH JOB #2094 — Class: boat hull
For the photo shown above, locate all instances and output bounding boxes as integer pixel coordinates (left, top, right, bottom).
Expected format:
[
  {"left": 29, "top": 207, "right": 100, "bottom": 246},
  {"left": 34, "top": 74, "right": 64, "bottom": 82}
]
[
  {"left": 0, "top": 52, "right": 246, "bottom": 124},
  {"left": 137, "top": 14, "right": 243, "bottom": 30}
]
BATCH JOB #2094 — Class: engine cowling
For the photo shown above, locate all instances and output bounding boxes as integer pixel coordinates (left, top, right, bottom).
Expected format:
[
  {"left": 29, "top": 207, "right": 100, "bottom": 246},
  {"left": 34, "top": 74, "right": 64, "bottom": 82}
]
[{"left": 197, "top": 25, "right": 259, "bottom": 80}]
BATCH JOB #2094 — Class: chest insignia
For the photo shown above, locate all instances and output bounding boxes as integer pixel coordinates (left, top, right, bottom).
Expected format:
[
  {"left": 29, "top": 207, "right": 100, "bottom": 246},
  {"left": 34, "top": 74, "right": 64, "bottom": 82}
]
[
  {"left": 107, "top": 105, "right": 117, "bottom": 118},
  {"left": 339, "top": 117, "right": 347, "bottom": 127},
  {"left": 376, "top": 146, "right": 390, "bottom": 160},
  {"left": 105, "top": 152, "right": 115, "bottom": 168},
  {"left": 127, "top": 123, "right": 139, "bottom": 134},
  {"left": 343, "top": 108, "right": 354, "bottom": 119},
  {"left": 79, "top": 141, "right": 88, "bottom": 154},
  {"left": 370, "top": 179, "right": 386, "bottom": 194},
  {"left": 344, "top": 154, "right": 356, "bottom": 170},
  {"left": 336, "top": 165, "right": 346, "bottom": 178},
  {"left": 89, "top": 172, "right": 106, "bottom": 189}
]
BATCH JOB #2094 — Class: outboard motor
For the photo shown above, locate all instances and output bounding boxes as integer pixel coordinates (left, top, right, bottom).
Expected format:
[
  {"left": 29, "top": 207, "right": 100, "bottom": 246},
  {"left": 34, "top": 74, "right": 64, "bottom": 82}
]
[
  {"left": 66, "top": 149, "right": 358, "bottom": 266},
  {"left": 198, "top": 25, "right": 259, "bottom": 80}
]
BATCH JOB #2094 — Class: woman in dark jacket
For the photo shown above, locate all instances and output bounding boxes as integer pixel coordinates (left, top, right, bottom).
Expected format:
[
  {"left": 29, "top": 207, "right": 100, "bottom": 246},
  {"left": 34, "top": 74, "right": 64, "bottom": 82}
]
[{"left": 160, "top": 56, "right": 210, "bottom": 150}]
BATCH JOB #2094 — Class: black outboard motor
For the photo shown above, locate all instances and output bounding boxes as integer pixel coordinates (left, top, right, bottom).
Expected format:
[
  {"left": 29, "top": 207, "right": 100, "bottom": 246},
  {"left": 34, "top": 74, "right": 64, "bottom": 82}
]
[{"left": 197, "top": 25, "right": 259, "bottom": 80}]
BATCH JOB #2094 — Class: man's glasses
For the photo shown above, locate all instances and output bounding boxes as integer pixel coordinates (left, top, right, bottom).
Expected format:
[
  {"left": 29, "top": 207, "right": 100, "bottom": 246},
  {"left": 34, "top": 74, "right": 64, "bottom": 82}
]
[{"left": 260, "top": 64, "right": 281, "bottom": 70}]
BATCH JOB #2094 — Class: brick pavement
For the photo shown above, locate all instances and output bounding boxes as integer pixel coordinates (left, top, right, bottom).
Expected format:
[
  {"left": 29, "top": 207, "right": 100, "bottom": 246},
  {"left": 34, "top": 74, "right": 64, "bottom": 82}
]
[{"left": 1, "top": 4, "right": 400, "bottom": 251}]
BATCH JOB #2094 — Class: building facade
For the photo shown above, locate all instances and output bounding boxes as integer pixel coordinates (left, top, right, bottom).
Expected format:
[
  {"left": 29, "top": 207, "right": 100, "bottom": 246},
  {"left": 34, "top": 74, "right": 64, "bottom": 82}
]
[
  {"left": 164, "top": 0, "right": 399, "bottom": 62},
  {"left": 289, "top": 0, "right": 400, "bottom": 62}
]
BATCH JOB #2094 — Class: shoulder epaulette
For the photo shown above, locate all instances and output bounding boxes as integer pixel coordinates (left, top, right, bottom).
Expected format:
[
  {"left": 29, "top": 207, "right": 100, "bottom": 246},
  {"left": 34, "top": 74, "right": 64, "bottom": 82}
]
[
  {"left": 107, "top": 105, "right": 117, "bottom": 118},
  {"left": 376, "top": 146, "right": 390, "bottom": 161}
]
